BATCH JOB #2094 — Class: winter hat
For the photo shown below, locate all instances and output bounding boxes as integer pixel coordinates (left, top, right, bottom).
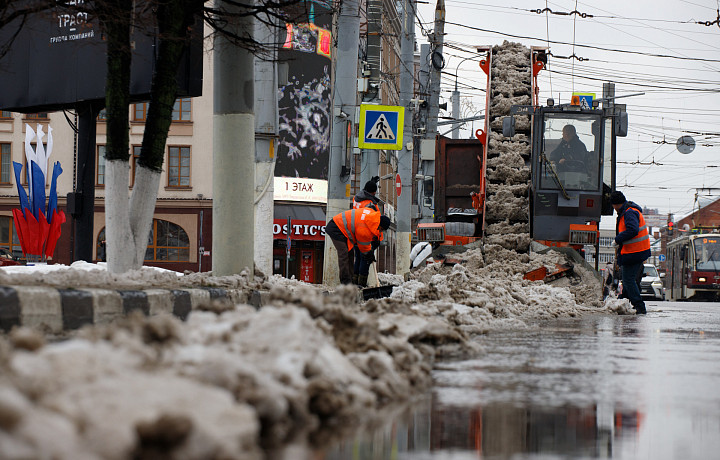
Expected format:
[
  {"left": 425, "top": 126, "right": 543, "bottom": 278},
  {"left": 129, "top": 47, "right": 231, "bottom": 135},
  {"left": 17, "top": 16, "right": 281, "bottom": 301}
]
[
  {"left": 610, "top": 191, "right": 627, "bottom": 205},
  {"left": 363, "top": 180, "right": 378, "bottom": 194},
  {"left": 379, "top": 215, "right": 391, "bottom": 229}
]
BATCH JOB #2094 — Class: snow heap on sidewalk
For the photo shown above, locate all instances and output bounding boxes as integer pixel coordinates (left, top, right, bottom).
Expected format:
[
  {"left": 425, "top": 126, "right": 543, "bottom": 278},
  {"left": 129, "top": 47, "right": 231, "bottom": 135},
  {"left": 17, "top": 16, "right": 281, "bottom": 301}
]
[{"left": 0, "top": 244, "right": 627, "bottom": 458}]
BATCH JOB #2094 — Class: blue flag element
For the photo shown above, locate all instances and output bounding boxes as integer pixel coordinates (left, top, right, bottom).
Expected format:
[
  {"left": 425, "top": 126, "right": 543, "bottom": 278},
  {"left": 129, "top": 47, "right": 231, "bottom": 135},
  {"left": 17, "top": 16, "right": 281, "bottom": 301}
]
[
  {"left": 12, "top": 162, "right": 30, "bottom": 217},
  {"left": 47, "top": 161, "right": 63, "bottom": 224},
  {"left": 30, "top": 161, "right": 46, "bottom": 220}
]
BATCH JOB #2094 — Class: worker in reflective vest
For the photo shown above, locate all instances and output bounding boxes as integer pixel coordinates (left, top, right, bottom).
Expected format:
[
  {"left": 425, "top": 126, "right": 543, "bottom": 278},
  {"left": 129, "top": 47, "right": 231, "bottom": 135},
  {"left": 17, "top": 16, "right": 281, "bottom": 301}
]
[
  {"left": 351, "top": 176, "right": 381, "bottom": 286},
  {"left": 326, "top": 208, "right": 391, "bottom": 285},
  {"left": 611, "top": 191, "right": 651, "bottom": 314}
]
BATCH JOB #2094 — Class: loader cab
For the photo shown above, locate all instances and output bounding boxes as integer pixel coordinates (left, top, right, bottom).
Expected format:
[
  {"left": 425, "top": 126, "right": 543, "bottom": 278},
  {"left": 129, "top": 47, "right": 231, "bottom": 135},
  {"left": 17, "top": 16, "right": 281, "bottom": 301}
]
[{"left": 504, "top": 102, "right": 626, "bottom": 243}]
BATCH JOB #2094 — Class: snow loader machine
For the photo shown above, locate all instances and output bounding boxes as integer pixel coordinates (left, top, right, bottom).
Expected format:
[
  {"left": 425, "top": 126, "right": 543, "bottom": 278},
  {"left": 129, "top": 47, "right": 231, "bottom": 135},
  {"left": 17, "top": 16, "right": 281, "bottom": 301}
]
[{"left": 415, "top": 44, "right": 628, "bottom": 279}]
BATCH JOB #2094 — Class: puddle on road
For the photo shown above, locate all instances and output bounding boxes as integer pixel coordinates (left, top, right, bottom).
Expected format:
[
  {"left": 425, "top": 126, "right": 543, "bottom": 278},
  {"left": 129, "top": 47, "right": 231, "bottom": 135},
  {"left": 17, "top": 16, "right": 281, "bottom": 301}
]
[{"left": 318, "top": 308, "right": 720, "bottom": 460}]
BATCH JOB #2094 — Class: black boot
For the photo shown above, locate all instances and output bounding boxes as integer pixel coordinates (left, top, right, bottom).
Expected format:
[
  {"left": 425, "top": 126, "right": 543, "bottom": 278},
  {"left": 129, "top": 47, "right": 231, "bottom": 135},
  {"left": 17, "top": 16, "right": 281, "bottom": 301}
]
[
  {"left": 358, "top": 275, "right": 368, "bottom": 288},
  {"left": 632, "top": 302, "right": 647, "bottom": 315},
  {"left": 352, "top": 274, "right": 359, "bottom": 285}
]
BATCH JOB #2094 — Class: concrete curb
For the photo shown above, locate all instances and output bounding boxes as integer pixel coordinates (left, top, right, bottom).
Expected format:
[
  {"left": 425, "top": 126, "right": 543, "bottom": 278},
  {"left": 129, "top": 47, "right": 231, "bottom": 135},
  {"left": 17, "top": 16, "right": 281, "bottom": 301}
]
[{"left": 0, "top": 285, "right": 263, "bottom": 333}]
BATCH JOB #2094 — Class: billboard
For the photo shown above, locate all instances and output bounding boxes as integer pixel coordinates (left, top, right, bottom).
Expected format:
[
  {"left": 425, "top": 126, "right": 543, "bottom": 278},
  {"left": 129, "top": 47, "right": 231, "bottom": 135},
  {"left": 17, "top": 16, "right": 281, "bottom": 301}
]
[
  {"left": 276, "top": 1, "right": 333, "bottom": 180},
  {"left": 0, "top": 1, "right": 203, "bottom": 113}
]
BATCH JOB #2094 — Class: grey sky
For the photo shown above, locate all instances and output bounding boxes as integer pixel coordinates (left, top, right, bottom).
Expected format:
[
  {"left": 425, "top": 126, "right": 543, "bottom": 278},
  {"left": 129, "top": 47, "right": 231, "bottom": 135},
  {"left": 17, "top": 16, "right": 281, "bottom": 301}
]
[{"left": 414, "top": 0, "right": 720, "bottom": 222}]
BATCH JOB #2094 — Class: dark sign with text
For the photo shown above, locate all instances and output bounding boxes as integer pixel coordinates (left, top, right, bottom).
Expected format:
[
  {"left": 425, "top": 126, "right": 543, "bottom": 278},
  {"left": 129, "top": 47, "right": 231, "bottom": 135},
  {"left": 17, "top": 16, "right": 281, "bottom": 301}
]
[{"left": 0, "top": 0, "right": 203, "bottom": 112}]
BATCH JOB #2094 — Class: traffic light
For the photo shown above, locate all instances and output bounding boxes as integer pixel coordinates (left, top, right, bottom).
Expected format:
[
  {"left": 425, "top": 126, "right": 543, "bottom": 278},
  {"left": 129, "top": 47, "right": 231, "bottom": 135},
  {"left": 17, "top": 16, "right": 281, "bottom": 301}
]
[{"left": 667, "top": 221, "right": 674, "bottom": 236}]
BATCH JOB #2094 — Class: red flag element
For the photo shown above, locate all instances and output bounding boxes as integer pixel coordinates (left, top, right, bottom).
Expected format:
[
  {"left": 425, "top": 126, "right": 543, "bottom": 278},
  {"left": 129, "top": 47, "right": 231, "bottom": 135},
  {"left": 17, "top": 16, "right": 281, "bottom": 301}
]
[
  {"left": 12, "top": 208, "right": 61, "bottom": 257},
  {"left": 45, "top": 210, "right": 66, "bottom": 258}
]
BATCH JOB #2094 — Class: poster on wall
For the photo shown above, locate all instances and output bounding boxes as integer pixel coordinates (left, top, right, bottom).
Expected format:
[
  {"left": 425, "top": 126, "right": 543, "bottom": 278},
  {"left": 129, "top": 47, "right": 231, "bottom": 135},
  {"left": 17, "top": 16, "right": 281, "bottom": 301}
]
[{"left": 276, "top": 1, "right": 333, "bottom": 180}]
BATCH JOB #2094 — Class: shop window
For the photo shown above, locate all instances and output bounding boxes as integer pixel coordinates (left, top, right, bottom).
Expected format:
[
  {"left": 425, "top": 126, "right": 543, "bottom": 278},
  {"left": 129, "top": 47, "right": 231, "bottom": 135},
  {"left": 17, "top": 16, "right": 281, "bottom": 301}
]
[
  {"left": 0, "top": 216, "right": 23, "bottom": 260},
  {"left": 97, "top": 219, "right": 190, "bottom": 262},
  {"left": 0, "top": 143, "right": 11, "bottom": 184},
  {"left": 167, "top": 146, "right": 191, "bottom": 187}
]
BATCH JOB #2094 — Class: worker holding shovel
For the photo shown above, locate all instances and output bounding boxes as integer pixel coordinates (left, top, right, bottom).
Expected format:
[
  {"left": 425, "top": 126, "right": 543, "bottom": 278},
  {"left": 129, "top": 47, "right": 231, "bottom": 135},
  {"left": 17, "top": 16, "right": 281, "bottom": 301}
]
[{"left": 326, "top": 208, "right": 391, "bottom": 285}]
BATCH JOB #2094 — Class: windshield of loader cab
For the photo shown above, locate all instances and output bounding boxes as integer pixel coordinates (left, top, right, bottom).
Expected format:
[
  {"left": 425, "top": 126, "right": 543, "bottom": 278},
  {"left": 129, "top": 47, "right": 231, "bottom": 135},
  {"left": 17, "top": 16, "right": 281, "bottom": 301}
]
[{"left": 540, "top": 114, "right": 602, "bottom": 192}]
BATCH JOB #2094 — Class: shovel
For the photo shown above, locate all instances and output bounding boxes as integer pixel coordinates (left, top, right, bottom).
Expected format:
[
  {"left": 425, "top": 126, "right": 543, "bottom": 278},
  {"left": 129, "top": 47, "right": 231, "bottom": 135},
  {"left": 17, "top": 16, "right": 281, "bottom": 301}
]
[{"left": 361, "top": 261, "right": 393, "bottom": 300}]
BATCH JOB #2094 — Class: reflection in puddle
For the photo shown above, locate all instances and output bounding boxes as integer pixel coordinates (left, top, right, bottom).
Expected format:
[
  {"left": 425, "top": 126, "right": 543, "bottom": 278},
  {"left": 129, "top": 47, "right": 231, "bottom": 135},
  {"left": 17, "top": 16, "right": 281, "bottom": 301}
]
[
  {"left": 320, "top": 396, "right": 644, "bottom": 459},
  {"left": 319, "top": 308, "right": 720, "bottom": 460}
]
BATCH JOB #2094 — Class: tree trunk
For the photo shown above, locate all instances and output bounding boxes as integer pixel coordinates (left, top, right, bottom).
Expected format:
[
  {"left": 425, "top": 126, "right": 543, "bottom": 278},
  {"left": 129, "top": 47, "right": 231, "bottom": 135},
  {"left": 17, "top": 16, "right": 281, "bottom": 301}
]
[{"left": 103, "top": 0, "right": 202, "bottom": 273}]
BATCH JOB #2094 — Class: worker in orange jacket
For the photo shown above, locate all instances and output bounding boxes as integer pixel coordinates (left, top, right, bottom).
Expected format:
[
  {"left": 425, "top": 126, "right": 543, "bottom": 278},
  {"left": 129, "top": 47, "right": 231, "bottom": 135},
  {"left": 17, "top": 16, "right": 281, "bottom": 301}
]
[
  {"left": 326, "top": 207, "right": 391, "bottom": 285},
  {"left": 351, "top": 176, "right": 381, "bottom": 286},
  {"left": 612, "top": 190, "right": 651, "bottom": 314}
]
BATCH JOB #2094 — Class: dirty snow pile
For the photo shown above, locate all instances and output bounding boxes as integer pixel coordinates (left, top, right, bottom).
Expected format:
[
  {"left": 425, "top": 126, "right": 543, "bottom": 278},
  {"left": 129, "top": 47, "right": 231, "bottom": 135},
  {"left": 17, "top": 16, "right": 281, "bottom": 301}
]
[
  {"left": 484, "top": 41, "right": 533, "bottom": 251},
  {"left": 0, "top": 245, "right": 631, "bottom": 458}
]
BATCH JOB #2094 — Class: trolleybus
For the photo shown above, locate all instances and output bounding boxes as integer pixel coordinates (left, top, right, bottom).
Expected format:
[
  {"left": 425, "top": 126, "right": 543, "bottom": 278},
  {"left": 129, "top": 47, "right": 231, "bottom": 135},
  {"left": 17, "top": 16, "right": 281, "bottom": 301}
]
[{"left": 666, "top": 233, "right": 720, "bottom": 301}]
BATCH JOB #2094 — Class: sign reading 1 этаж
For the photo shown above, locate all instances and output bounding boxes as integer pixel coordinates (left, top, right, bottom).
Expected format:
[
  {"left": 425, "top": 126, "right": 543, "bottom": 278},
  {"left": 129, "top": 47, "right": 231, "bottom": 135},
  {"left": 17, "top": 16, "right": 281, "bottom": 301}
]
[{"left": 358, "top": 104, "right": 404, "bottom": 150}]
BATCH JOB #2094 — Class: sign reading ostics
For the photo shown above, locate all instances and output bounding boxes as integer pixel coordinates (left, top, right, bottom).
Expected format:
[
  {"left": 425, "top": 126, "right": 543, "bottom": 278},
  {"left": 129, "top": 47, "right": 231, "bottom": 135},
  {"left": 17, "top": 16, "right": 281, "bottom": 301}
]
[{"left": 273, "top": 220, "right": 326, "bottom": 241}]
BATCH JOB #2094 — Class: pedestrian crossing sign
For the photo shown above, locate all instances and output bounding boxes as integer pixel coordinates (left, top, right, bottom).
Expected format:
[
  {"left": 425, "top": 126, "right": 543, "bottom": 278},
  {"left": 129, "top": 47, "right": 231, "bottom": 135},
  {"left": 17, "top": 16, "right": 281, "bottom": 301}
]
[
  {"left": 358, "top": 104, "right": 404, "bottom": 150},
  {"left": 571, "top": 92, "right": 596, "bottom": 109}
]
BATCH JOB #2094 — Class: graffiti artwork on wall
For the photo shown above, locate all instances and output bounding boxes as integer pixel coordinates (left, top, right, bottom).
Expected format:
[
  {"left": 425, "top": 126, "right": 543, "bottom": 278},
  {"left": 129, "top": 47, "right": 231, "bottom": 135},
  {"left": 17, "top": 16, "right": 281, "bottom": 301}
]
[{"left": 277, "top": 2, "right": 332, "bottom": 180}]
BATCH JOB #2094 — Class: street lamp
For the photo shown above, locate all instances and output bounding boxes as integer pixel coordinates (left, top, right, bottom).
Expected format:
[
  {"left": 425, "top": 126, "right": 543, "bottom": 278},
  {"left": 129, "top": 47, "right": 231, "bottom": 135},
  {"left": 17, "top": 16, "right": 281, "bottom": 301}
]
[{"left": 452, "top": 56, "right": 477, "bottom": 139}]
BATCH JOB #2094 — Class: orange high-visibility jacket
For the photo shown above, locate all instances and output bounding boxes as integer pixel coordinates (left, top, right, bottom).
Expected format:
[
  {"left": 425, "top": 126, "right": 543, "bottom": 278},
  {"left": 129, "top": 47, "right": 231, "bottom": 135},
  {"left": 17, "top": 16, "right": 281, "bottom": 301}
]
[
  {"left": 352, "top": 197, "right": 378, "bottom": 211},
  {"left": 618, "top": 208, "right": 651, "bottom": 255},
  {"left": 333, "top": 208, "right": 384, "bottom": 253}
]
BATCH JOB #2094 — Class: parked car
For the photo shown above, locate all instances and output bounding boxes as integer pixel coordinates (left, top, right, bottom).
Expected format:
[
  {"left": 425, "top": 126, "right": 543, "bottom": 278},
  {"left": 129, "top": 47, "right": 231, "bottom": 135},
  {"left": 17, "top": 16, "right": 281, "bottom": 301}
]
[
  {"left": 640, "top": 264, "right": 665, "bottom": 300},
  {"left": 0, "top": 248, "right": 21, "bottom": 267}
]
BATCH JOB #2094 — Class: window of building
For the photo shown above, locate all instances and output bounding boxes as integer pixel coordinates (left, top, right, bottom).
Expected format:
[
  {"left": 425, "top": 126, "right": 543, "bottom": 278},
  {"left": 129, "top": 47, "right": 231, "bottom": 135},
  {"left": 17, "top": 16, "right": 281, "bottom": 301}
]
[
  {"left": 0, "top": 143, "right": 11, "bottom": 184},
  {"left": 97, "top": 145, "right": 106, "bottom": 186},
  {"left": 26, "top": 112, "right": 49, "bottom": 119},
  {"left": 97, "top": 109, "right": 107, "bottom": 120},
  {"left": 0, "top": 216, "right": 23, "bottom": 260},
  {"left": 0, "top": 111, "right": 12, "bottom": 119},
  {"left": 97, "top": 219, "right": 190, "bottom": 262},
  {"left": 133, "top": 102, "right": 148, "bottom": 122},
  {"left": 22, "top": 143, "right": 47, "bottom": 185},
  {"left": 167, "top": 146, "right": 190, "bottom": 187},
  {"left": 172, "top": 98, "right": 192, "bottom": 122},
  {"left": 131, "top": 145, "right": 141, "bottom": 187}
]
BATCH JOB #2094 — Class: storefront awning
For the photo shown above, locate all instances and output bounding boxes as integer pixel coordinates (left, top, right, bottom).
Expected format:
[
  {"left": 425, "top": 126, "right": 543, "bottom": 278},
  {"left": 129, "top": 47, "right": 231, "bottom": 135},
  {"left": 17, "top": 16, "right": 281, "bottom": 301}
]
[{"left": 274, "top": 204, "right": 326, "bottom": 221}]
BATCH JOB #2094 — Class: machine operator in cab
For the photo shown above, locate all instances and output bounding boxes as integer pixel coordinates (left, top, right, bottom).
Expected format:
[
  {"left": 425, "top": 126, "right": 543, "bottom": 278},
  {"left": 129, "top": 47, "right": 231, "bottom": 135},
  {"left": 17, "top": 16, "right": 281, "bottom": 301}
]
[{"left": 549, "top": 124, "right": 589, "bottom": 171}]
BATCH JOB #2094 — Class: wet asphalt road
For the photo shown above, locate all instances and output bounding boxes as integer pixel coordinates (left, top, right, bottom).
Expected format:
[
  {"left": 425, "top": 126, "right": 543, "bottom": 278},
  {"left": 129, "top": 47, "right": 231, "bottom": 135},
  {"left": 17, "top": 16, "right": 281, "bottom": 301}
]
[{"left": 323, "top": 301, "right": 720, "bottom": 459}]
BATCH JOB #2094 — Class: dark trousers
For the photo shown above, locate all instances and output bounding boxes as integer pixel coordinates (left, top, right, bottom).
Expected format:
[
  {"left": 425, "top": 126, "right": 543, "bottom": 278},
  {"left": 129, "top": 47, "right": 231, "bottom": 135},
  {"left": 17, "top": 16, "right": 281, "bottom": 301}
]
[
  {"left": 621, "top": 262, "right": 646, "bottom": 312},
  {"left": 353, "top": 246, "right": 371, "bottom": 276},
  {"left": 330, "top": 237, "right": 354, "bottom": 284}
]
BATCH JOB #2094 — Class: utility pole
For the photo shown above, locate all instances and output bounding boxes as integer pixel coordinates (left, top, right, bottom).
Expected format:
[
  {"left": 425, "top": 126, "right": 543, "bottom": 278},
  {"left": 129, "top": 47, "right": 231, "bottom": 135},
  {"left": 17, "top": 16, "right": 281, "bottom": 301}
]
[
  {"left": 253, "top": 10, "right": 278, "bottom": 277},
  {"left": 213, "top": 1, "right": 255, "bottom": 276},
  {"left": 396, "top": 0, "right": 415, "bottom": 276},
  {"left": 359, "top": 0, "right": 382, "bottom": 189},
  {"left": 426, "top": 0, "right": 444, "bottom": 137},
  {"left": 323, "top": 0, "right": 361, "bottom": 286},
  {"left": 417, "top": 0, "right": 445, "bottom": 224}
]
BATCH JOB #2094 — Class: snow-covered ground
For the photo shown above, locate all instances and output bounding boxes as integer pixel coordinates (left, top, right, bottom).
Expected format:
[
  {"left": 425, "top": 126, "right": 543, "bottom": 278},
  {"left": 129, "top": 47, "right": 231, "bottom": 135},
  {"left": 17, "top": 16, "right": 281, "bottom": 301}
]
[{"left": 0, "top": 245, "right": 633, "bottom": 459}]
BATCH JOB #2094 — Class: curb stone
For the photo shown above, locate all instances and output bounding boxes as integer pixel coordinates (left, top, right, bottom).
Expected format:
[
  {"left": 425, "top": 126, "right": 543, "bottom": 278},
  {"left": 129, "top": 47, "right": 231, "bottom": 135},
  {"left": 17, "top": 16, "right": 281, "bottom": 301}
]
[{"left": 0, "top": 285, "right": 258, "bottom": 333}]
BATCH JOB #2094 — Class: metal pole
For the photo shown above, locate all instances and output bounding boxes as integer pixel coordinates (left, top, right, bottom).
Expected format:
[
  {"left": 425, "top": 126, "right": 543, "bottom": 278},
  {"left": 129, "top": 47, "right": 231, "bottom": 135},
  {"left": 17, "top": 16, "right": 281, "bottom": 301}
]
[
  {"left": 360, "top": 0, "right": 382, "bottom": 190},
  {"left": 396, "top": 0, "right": 415, "bottom": 276},
  {"left": 213, "top": 0, "right": 255, "bottom": 275},
  {"left": 72, "top": 101, "right": 101, "bottom": 262},
  {"left": 286, "top": 216, "right": 291, "bottom": 277},
  {"left": 323, "top": 0, "right": 360, "bottom": 286}
]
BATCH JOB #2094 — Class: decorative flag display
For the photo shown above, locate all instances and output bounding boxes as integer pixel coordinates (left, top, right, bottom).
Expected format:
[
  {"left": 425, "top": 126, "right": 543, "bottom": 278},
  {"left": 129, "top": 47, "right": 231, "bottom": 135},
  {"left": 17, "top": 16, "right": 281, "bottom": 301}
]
[{"left": 12, "top": 124, "right": 66, "bottom": 261}]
